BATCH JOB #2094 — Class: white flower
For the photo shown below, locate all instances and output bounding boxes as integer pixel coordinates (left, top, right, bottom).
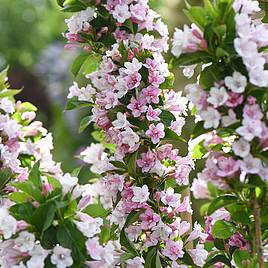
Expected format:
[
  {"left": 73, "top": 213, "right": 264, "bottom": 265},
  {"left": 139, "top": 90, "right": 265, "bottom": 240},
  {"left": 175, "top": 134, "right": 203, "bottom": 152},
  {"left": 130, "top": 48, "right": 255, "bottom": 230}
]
[
  {"left": 161, "top": 187, "right": 181, "bottom": 208},
  {"left": 0, "top": 208, "right": 17, "bottom": 239},
  {"left": 224, "top": 71, "right": 247, "bottom": 93},
  {"left": 126, "top": 256, "right": 145, "bottom": 268},
  {"left": 112, "top": 4, "right": 131, "bottom": 23},
  {"left": 222, "top": 109, "right": 237, "bottom": 127},
  {"left": 207, "top": 86, "right": 228, "bottom": 107},
  {"left": 27, "top": 245, "right": 49, "bottom": 268},
  {"left": 67, "top": 82, "right": 96, "bottom": 102},
  {"left": 191, "top": 178, "right": 209, "bottom": 199},
  {"left": 188, "top": 244, "right": 208, "bottom": 267},
  {"left": 14, "top": 231, "right": 35, "bottom": 252},
  {"left": 112, "top": 112, "right": 129, "bottom": 129},
  {"left": 65, "top": 7, "right": 95, "bottom": 34},
  {"left": 121, "top": 127, "right": 139, "bottom": 147},
  {"left": 239, "top": 154, "right": 262, "bottom": 174},
  {"left": 236, "top": 119, "right": 262, "bottom": 141},
  {"left": 51, "top": 246, "right": 73, "bottom": 268},
  {"left": 200, "top": 107, "right": 221, "bottom": 129},
  {"left": 74, "top": 217, "right": 103, "bottom": 238},
  {"left": 0, "top": 98, "right": 15, "bottom": 114},
  {"left": 80, "top": 143, "right": 105, "bottom": 164},
  {"left": 232, "top": 138, "right": 250, "bottom": 158},
  {"left": 124, "top": 58, "right": 142, "bottom": 74},
  {"left": 132, "top": 185, "right": 150, "bottom": 203},
  {"left": 58, "top": 173, "right": 78, "bottom": 195}
]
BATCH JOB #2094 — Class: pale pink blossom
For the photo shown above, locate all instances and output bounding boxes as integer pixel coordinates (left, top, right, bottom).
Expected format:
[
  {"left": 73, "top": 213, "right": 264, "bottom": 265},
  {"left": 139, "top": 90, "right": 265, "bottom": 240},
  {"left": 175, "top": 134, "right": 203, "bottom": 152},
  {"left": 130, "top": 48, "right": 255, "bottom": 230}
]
[{"left": 146, "top": 123, "right": 165, "bottom": 144}]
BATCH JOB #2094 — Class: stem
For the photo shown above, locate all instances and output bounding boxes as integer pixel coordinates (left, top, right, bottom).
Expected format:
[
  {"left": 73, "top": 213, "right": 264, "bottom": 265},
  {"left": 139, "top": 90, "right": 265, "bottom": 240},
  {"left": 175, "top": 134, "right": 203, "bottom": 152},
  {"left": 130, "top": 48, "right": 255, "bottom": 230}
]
[
  {"left": 253, "top": 192, "right": 264, "bottom": 268},
  {"left": 181, "top": 187, "right": 193, "bottom": 249}
]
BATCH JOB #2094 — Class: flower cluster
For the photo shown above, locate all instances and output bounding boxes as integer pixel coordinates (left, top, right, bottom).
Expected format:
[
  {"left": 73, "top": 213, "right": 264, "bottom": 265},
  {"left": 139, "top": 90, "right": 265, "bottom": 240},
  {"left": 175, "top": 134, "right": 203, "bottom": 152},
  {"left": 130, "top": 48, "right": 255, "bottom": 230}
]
[
  {"left": 171, "top": 0, "right": 268, "bottom": 266},
  {"left": 62, "top": 0, "right": 209, "bottom": 267}
]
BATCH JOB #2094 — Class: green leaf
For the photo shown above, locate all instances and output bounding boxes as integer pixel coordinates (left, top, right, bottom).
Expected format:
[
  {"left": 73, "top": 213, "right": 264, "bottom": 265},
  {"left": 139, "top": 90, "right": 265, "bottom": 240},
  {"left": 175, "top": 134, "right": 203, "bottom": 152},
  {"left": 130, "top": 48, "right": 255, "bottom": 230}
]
[
  {"left": 192, "top": 140, "right": 207, "bottom": 159},
  {"left": 64, "top": 199, "right": 77, "bottom": 219},
  {"left": 61, "top": 0, "right": 87, "bottom": 12},
  {"left": 65, "top": 97, "right": 93, "bottom": 110},
  {"left": 159, "top": 73, "right": 174, "bottom": 89},
  {"left": 0, "top": 66, "right": 8, "bottom": 89},
  {"left": 145, "top": 247, "right": 157, "bottom": 268},
  {"left": 211, "top": 220, "right": 236, "bottom": 239},
  {"left": 171, "top": 51, "right": 211, "bottom": 67},
  {"left": 0, "top": 168, "right": 12, "bottom": 191},
  {"left": 57, "top": 0, "right": 65, "bottom": 7},
  {"left": 79, "top": 115, "right": 93, "bottom": 133},
  {"left": 203, "top": 254, "right": 231, "bottom": 268},
  {"left": 233, "top": 249, "right": 252, "bottom": 268},
  {"left": 12, "top": 181, "right": 43, "bottom": 202},
  {"left": 83, "top": 203, "right": 109, "bottom": 218},
  {"left": 57, "top": 220, "right": 87, "bottom": 264},
  {"left": 110, "top": 161, "right": 128, "bottom": 170},
  {"left": 120, "top": 253, "right": 134, "bottom": 267},
  {"left": 127, "top": 151, "right": 138, "bottom": 178},
  {"left": 120, "top": 228, "right": 139, "bottom": 256},
  {"left": 231, "top": 210, "right": 251, "bottom": 225},
  {"left": 199, "top": 64, "right": 222, "bottom": 89},
  {"left": 185, "top": 6, "right": 209, "bottom": 29},
  {"left": 159, "top": 110, "right": 176, "bottom": 127},
  {"left": 72, "top": 52, "right": 101, "bottom": 77},
  {"left": 9, "top": 192, "right": 30, "bottom": 203},
  {"left": 28, "top": 161, "right": 42, "bottom": 188},
  {"left": 20, "top": 102, "right": 38, "bottom": 112},
  {"left": 31, "top": 202, "right": 56, "bottom": 234},
  {"left": 207, "top": 195, "right": 238, "bottom": 215},
  {"left": 0, "top": 89, "right": 22, "bottom": 98},
  {"left": 9, "top": 203, "right": 34, "bottom": 222}
]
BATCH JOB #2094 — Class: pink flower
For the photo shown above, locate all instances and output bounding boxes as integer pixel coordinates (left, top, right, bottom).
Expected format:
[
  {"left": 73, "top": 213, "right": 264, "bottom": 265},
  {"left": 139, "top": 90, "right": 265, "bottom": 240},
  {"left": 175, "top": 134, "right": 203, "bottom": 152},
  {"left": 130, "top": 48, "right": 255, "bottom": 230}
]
[
  {"left": 124, "top": 72, "right": 142, "bottom": 89},
  {"left": 191, "top": 178, "right": 209, "bottom": 199},
  {"left": 161, "top": 188, "right": 181, "bottom": 208},
  {"left": 137, "top": 150, "right": 156, "bottom": 173},
  {"left": 188, "top": 244, "right": 208, "bottom": 267},
  {"left": 127, "top": 97, "right": 147, "bottom": 117},
  {"left": 225, "top": 92, "right": 244, "bottom": 108},
  {"left": 162, "top": 239, "right": 184, "bottom": 260},
  {"left": 86, "top": 237, "right": 103, "bottom": 260},
  {"left": 132, "top": 185, "right": 150, "bottom": 203},
  {"left": 216, "top": 156, "right": 240, "bottom": 177},
  {"left": 140, "top": 208, "right": 160, "bottom": 229},
  {"left": 146, "top": 106, "right": 161, "bottom": 121},
  {"left": 228, "top": 232, "right": 250, "bottom": 250},
  {"left": 146, "top": 123, "right": 165, "bottom": 144},
  {"left": 141, "top": 86, "right": 160, "bottom": 104}
]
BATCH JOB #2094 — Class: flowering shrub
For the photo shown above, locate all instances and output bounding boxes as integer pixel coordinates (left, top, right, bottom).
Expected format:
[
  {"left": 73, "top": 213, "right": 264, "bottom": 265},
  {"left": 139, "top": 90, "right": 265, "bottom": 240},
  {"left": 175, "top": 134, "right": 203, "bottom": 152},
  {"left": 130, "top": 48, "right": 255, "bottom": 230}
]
[
  {"left": 171, "top": 0, "right": 268, "bottom": 266},
  {"left": 59, "top": 0, "right": 209, "bottom": 267}
]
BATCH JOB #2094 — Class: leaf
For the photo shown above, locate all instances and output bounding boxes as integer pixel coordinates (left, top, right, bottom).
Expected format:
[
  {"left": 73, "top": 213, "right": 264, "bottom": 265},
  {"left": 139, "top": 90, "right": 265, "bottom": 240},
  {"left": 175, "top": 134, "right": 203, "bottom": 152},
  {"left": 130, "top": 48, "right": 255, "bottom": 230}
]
[
  {"left": 57, "top": 220, "right": 87, "bottom": 264},
  {"left": 127, "top": 151, "right": 138, "bottom": 178},
  {"left": 120, "top": 228, "right": 139, "bottom": 256},
  {"left": 57, "top": 0, "right": 65, "bottom": 7},
  {"left": 61, "top": 0, "right": 87, "bottom": 12},
  {"left": 159, "top": 73, "right": 175, "bottom": 89},
  {"left": 191, "top": 121, "right": 210, "bottom": 138},
  {"left": 0, "top": 168, "right": 12, "bottom": 191},
  {"left": 232, "top": 249, "right": 252, "bottom": 268},
  {"left": 9, "top": 192, "right": 30, "bottom": 203},
  {"left": 211, "top": 220, "right": 236, "bottom": 239},
  {"left": 28, "top": 161, "right": 42, "bottom": 188},
  {"left": 185, "top": 6, "right": 209, "bottom": 29},
  {"left": 145, "top": 247, "right": 157, "bottom": 268},
  {"left": 203, "top": 254, "right": 231, "bottom": 268},
  {"left": 171, "top": 51, "right": 211, "bottom": 67},
  {"left": 65, "top": 97, "right": 93, "bottom": 110},
  {"left": 20, "top": 102, "right": 38, "bottom": 112},
  {"left": 0, "top": 89, "right": 22, "bottom": 98},
  {"left": 78, "top": 52, "right": 101, "bottom": 76},
  {"left": 207, "top": 195, "right": 238, "bottom": 215},
  {"left": 79, "top": 115, "right": 93, "bottom": 133},
  {"left": 9, "top": 203, "right": 34, "bottom": 222},
  {"left": 192, "top": 140, "right": 207, "bottom": 159},
  {"left": 83, "top": 203, "right": 109, "bottom": 218},
  {"left": 110, "top": 161, "right": 128, "bottom": 170},
  {"left": 12, "top": 181, "right": 43, "bottom": 202},
  {"left": 159, "top": 110, "right": 176, "bottom": 127},
  {"left": 31, "top": 202, "right": 56, "bottom": 234},
  {"left": 71, "top": 54, "right": 89, "bottom": 76},
  {"left": 199, "top": 64, "right": 222, "bottom": 89}
]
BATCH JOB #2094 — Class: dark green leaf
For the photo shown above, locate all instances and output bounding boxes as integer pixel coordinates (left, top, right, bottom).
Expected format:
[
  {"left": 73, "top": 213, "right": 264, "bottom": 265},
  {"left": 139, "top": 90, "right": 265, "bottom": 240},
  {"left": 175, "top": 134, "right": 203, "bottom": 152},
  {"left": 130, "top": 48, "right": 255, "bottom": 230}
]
[
  {"left": 212, "top": 220, "right": 236, "bottom": 239},
  {"left": 159, "top": 110, "right": 176, "bottom": 127},
  {"left": 203, "top": 254, "right": 231, "bottom": 268},
  {"left": 9, "top": 203, "right": 34, "bottom": 222},
  {"left": 0, "top": 168, "right": 12, "bottom": 191},
  {"left": 79, "top": 115, "right": 93, "bottom": 133},
  {"left": 207, "top": 195, "right": 238, "bottom": 215},
  {"left": 31, "top": 202, "right": 56, "bottom": 233},
  {"left": 57, "top": 220, "right": 87, "bottom": 264},
  {"left": 28, "top": 161, "right": 41, "bottom": 188},
  {"left": 199, "top": 64, "right": 222, "bottom": 89},
  {"left": 171, "top": 51, "right": 211, "bottom": 67},
  {"left": 232, "top": 249, "right": 252, "bottom": 268},
  {"left": 185, "top": 6, "right": 209, "bottom": 29},
  {"left": 127, "top": 151, "right": 138, "bottom": 178},
  {"left": 120, "top": 228, "right": 138, "bottom": 255}
]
